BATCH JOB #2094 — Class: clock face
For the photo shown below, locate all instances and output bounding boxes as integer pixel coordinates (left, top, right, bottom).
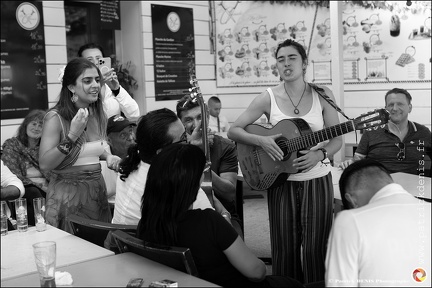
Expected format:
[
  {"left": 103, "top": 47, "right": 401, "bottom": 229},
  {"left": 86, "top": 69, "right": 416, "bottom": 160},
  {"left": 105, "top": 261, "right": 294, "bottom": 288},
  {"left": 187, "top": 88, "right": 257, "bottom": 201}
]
[
  {"left": 167, "top": 12, "right": 180, "bottom": 33},
  {"left": 16, "top": 2, "right": 40, "bottom": 31}
]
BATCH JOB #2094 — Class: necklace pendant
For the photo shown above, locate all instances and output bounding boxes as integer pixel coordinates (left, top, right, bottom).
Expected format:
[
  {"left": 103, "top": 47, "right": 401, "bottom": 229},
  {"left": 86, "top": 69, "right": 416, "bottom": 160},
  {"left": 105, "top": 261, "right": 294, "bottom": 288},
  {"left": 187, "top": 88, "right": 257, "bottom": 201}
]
[{"left": 294, "top": 108, "right": 300, "bottom": 114}]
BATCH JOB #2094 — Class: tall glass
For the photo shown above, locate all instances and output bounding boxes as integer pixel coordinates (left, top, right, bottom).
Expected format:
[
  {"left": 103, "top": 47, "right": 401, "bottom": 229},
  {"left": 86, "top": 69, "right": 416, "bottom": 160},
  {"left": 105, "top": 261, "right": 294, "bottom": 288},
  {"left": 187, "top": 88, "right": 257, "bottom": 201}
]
[
  {"left": 33, "top": 241, "right": 56, "bottom": 287},
  {"left": 15, "top": 198, "right": 28, "bottom": 232},
  {"left": 1, "top": 201, "right": 8, "bottom": 236},
  {"left": 33, "top": 198, "right": 47, "bottom": 232}
]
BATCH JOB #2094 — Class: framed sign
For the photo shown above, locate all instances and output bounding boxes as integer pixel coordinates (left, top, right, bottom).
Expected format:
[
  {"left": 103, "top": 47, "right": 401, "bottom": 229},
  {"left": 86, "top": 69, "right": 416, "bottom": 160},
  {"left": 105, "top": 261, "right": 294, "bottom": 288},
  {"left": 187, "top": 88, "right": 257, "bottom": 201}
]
[
  {"left": 1, "top": 1, "right": 48, "bottom": 119},
  {"left": 151, "top": 4, "right": 195, "bottom": 101}
]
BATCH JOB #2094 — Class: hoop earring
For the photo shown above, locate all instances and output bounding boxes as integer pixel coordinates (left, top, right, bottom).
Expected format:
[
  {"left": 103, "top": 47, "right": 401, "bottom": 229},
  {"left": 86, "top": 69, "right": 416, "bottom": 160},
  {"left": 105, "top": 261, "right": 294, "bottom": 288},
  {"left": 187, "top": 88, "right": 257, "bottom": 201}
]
[{"left": 71, "top": 92, "right": 78, "bottom": 103}]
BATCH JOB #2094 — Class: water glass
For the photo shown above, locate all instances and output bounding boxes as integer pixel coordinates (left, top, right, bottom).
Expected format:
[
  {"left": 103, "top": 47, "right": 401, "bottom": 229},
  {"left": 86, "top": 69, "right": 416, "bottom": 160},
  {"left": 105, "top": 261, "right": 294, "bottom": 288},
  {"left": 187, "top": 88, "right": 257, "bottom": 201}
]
[
  {"left": 1, "top": 201, "right": 8, "bottom": 236},
  {"left": 15, "top": 198, "right": 28, "bottom": 232},
  {"left": 33, "top": 198, "right": 47, "bottom": 232},
  {"left": 33, "top": 241, "right": 57, "bottom": 287}
]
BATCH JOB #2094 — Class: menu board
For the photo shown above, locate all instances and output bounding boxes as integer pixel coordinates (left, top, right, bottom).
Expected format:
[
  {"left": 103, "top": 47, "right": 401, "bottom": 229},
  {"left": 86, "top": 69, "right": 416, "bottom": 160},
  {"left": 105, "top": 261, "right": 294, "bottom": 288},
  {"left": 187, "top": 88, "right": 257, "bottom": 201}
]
[
  {"left": 1, "top": 1, "right": 48, "bottom": 120},
  {"left": 214, "top": 1, "right": 431, "bottom": 87},
  {"left": 100, "top": 0, "right": 120, "bottom": 30},
  {"left": 151, "top": 4, "right": 195, "bottom": 101}
]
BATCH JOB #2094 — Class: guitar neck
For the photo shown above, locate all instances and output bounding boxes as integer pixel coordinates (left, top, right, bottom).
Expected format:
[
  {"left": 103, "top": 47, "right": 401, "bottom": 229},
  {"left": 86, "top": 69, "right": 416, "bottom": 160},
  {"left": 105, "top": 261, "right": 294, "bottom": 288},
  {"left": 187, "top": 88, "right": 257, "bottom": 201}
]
[{"left": 286, "top": 120, "right": 355, "bottom": 152}]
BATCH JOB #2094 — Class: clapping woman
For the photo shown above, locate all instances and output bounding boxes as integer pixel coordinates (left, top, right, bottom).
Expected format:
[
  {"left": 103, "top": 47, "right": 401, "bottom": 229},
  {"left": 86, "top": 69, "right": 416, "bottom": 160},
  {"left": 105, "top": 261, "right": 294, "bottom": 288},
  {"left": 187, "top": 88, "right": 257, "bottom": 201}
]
[
  {"left": 39, "top": 58, "right": 121, "bottom": 232},
  {"left": 137, "top": 144, "right": 302, "bottom": 287}
]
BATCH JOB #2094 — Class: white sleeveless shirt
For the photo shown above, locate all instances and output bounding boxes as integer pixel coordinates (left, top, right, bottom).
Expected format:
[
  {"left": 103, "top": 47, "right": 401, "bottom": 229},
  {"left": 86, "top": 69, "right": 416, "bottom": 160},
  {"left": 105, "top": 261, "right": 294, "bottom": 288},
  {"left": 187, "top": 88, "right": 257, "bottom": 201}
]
[{"left": 267, "top": 87, "right": 331, "bottom": 181}]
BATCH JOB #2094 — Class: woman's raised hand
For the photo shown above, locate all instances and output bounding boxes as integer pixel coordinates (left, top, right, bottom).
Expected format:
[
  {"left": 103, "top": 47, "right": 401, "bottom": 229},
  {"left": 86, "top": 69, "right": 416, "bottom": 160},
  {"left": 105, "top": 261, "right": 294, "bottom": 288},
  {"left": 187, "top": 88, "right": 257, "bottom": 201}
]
[{"left": 69, "top": 108, "right": 89, "bottom": 140}]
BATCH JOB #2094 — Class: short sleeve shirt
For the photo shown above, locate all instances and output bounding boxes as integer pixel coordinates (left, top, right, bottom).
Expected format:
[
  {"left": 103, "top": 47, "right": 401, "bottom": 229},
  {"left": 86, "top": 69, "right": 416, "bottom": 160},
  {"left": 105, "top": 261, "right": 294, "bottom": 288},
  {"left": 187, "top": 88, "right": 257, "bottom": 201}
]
[{"left": 356, "top": 122, "right": 431, "bottom": 175}]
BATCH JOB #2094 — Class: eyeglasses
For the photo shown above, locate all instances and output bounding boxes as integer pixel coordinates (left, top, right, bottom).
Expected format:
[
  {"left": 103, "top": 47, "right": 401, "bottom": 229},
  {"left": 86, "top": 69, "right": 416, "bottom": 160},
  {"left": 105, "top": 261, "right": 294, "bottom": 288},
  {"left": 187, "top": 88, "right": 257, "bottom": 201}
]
[
  {"left": 395, "top": 142, "right": 405, "bottom": 161},
  {"left": 172, "top": 131, "right": 188, "bottom": 145}
]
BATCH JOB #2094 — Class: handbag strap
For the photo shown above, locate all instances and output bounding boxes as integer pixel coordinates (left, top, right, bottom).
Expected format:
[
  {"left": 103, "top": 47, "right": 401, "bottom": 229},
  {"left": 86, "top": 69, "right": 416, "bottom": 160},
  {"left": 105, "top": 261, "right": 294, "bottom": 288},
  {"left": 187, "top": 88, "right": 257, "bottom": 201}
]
[{"left": 308, "top": 83, "right": 351, "bottom": 120}]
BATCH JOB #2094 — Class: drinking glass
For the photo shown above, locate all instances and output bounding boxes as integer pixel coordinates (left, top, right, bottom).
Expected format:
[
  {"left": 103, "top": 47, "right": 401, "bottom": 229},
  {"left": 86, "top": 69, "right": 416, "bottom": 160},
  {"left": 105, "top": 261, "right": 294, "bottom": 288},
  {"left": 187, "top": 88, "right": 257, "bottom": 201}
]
[
  {"left": 1, "top": 201, "right": 8, "bottom": 236},
  {"left": 33, "top": 241, "right": 56, "bottom": 287},
  {"left": 15, "top": 198, "right": 28, "bottom": 232},
  {"left": 33, "top": 198, "right": 47, "bottom": 232}
]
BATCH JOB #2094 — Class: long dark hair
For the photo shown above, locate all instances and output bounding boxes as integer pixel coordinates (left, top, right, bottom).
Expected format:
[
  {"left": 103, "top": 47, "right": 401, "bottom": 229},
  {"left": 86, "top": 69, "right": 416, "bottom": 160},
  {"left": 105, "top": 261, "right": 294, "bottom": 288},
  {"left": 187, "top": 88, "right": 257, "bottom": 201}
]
[
  {"left": 49, "top": 58, "right": 107, "bottom": 139},
  {"left": 137, "top": 144, "right": 206, "bottom": 246},
  {"left": 16, "top": 109, "right": 46, "bottom": 147},
  {"left": 119, "top": 108, "right": 179, "bottom": 180}
]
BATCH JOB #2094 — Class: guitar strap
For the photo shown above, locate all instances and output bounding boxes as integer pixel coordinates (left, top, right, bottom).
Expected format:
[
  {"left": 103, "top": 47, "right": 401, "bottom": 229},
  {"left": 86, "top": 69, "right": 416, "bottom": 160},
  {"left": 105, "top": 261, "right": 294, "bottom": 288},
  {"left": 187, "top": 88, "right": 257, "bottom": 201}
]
[{"left": 308, "top": 83, "right": 352, "bottom": 121}]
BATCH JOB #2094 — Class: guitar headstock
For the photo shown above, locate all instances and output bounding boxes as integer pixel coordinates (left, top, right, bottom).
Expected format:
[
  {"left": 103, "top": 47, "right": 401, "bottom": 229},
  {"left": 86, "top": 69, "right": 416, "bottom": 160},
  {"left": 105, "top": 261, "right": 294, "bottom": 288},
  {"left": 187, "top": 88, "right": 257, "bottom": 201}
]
[
  {"left": 353, "top": 108, "right": 390, "bottom": 130},
  {"left": 189, "top": 74, "right": 203, "bottom": 103}
]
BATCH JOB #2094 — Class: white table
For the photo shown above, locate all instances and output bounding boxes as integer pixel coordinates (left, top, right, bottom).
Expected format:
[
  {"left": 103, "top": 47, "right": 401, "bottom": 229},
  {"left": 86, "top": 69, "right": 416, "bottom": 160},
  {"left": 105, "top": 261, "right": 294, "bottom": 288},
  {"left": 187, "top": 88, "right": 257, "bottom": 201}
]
[
  {"left": 0, "top": 225, "right": 114, "bottom": 281},
  {"left": 1, "top": 252, "right": 219, "bottom": 287}
]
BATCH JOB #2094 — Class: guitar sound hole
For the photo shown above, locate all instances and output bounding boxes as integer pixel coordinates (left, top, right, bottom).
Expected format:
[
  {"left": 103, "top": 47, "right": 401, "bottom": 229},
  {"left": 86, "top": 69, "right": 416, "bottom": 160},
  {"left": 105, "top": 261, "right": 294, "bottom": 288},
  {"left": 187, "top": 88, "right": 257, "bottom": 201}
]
[{"left": 275, "top": 137, "right": 290, "bottom": 161}]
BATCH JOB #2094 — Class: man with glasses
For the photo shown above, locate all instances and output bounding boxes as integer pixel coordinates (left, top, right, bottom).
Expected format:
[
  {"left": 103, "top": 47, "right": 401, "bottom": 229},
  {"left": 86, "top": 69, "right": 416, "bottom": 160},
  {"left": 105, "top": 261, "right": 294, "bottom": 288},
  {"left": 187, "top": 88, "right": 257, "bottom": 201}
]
[
  {"left": 325, "top": 159, "right": 431, "bottom": 286},
  {"left": 340, "top": 88, "right": 431, "bottom": 177},
  {"left": 176, "top": 96, "right": 243, "bottom": 237},
  {"left": 106, "top": 115, "right": 137, "bottom": 159}
]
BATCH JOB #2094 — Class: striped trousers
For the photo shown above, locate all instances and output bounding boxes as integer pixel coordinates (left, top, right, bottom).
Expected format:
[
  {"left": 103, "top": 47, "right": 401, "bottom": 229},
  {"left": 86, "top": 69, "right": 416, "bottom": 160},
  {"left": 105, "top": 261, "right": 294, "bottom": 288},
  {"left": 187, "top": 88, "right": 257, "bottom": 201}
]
[{"left": 267, "top": 172, "right": 333, "bottom": 284}]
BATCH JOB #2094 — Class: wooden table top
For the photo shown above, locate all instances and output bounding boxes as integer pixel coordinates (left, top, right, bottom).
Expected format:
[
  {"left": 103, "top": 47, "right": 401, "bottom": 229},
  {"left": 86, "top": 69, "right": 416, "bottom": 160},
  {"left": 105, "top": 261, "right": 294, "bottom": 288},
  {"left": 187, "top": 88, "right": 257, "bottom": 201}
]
[
  {"left": 0, "top": 225, "right": 114, "bottom": 281},
  {"left": 1, "top": 252, "right": 219, "bottom": 287}
]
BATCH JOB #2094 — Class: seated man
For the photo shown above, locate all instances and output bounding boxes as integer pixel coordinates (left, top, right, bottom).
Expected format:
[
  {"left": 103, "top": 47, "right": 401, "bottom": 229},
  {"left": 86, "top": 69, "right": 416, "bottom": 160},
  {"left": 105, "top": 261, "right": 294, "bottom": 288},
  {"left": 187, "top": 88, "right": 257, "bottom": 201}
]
[
  {"left": 326, "top": 159, "right": 431, "bottom": 286},
  {"left": 340, "top": 88, "right": 431, "bottom": 177},
  {"left": 208, "top": 96, "right": 230, "bottom": 135},
  {"left": 112, "top": 108, "right": 231, "bottom": 225},
  {"left": 1, "top": 159, "right": 25, "bottom": 230},
  {"left": 102, "top": 115, "right": 137, "bottom": 203},
  {"left": 107, "top": 114, "right": 137, "bottom": 159},
  {"left": 176, "top": 96, "right": 243, "bottom": 237}
]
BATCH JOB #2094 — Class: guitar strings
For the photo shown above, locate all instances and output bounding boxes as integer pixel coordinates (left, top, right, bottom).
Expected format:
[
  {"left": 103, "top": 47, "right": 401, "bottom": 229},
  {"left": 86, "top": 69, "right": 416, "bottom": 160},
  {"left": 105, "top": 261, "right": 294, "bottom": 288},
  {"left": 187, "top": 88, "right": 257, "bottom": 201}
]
[{"left": 253, "top": 122, "right": 354, "bottom": 156}]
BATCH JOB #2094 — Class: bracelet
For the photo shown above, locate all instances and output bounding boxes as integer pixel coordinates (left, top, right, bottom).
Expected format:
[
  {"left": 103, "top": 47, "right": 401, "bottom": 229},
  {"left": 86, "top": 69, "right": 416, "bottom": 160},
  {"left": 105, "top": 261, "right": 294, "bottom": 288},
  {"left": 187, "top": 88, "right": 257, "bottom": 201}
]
[
  {"left": 57, "top": 136, "right": 75, "bottom": 155},
  {"left": 221, "top": 211, "right": 231, "bottom": 220},
  {"left": 68, "top": 130, "right": 80, "bottom": 139},
  {"left": 317, "top": 148, "right": 328, "bottom": 162}
]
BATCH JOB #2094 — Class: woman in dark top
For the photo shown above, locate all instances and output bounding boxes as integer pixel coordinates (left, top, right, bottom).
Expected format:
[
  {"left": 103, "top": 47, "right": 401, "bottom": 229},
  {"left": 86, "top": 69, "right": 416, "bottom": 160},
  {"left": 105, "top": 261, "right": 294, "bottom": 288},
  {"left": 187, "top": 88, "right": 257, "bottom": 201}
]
[{"left": 137, "top": 144, "right": 303, "bottom": 287}]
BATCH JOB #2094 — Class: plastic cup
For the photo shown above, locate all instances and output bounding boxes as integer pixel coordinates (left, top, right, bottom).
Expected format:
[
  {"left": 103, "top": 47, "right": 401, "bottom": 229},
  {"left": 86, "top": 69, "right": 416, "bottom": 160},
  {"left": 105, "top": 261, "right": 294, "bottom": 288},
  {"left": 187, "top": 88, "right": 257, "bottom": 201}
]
[
  {"left": 33, "top": 241, "right": 57, "bottom": 287},
  {"left": 33, "top": 198, "right": 47, "bottom": 232},
  {"left": 1, "top": 201, "right": 8, "bottom": 236},
  {"left": 15, "top": 198, "right": 28, "bottom": 232}
]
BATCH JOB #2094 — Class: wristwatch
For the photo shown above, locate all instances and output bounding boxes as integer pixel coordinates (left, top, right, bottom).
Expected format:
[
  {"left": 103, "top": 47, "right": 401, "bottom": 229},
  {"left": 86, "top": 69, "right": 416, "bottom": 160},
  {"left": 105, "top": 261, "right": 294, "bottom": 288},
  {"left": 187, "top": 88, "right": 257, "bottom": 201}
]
[{"left": 317, "top": 148, "right": 328, "bottom": 161}]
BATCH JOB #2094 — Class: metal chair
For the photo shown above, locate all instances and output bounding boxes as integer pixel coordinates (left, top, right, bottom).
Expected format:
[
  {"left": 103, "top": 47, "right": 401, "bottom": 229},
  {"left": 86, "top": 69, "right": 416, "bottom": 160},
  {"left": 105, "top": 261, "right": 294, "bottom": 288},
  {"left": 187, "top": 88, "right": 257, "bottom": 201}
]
[
  {"left": 111, "top": 230, "right": 199, "bottom": 277},
  {"left": 66, "top": 214, "right": 137, "bottom": 254}
]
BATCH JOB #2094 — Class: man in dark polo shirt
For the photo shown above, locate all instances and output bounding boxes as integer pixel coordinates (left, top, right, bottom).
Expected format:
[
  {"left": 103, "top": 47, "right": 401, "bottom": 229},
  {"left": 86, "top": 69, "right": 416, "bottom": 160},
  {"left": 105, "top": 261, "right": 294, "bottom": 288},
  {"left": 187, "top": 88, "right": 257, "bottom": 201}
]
[
  {"left": 340, "top": 88, "right": 431, "bottom": 177},
  {"left": 176, "top": 96, "right": 243, "bottom": 238}
]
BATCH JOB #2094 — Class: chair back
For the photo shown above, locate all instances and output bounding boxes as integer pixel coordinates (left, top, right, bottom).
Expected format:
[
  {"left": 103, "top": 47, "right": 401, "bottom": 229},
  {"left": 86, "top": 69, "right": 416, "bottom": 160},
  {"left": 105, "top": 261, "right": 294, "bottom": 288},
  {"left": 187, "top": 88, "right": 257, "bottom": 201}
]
[
  {"left": 111, "top": 230, "right": 199, "bottom": 277},
  {"left": 66, "top": 214, "right": 137, "bottom": 253}
]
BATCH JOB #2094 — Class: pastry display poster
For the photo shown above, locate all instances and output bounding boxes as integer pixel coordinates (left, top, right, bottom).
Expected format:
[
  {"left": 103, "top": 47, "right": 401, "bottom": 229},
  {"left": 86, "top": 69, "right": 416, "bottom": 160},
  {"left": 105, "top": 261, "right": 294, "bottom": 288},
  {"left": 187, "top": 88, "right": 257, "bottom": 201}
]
[{"left": 214, "top": 1, "right": 431, "bottom": 87}]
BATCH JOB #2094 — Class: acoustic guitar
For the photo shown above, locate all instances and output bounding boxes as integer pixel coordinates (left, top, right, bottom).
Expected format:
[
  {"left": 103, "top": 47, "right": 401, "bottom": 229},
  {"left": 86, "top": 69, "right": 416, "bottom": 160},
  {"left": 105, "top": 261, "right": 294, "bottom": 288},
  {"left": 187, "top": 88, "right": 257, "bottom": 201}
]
[{"left": 237, "top": 109, "right": 390, "bottom": 190}]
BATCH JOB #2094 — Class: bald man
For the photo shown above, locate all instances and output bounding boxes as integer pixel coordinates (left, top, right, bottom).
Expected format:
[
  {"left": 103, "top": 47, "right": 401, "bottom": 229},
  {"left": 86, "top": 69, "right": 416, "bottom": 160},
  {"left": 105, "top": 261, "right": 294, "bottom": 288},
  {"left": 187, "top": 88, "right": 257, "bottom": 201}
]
[{"left": 326, "top": 159, "right": 431, "bottom": 286}]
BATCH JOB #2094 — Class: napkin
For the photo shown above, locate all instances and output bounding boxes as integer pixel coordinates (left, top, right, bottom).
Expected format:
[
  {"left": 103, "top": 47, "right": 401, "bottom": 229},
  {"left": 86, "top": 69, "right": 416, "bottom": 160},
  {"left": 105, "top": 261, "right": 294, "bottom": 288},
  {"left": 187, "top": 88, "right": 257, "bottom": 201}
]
[{"left": 55, "top": 271, "right": 73, "bottom": 286}]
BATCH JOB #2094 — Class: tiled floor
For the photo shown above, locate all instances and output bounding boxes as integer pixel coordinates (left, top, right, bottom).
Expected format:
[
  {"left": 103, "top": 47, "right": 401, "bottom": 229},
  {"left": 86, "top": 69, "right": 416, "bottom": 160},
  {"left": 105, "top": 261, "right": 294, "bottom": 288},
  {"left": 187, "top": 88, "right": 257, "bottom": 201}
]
[{"left": 241, "top": 182, "right": 273, "bottom": 275}]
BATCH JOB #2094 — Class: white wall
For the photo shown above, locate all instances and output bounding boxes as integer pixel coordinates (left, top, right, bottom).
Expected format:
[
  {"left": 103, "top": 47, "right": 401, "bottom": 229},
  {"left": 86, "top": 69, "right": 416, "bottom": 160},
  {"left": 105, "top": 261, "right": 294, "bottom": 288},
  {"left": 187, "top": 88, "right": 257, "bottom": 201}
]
[{"left": 1, "top": 1, "right": 431, "bottom": 160}]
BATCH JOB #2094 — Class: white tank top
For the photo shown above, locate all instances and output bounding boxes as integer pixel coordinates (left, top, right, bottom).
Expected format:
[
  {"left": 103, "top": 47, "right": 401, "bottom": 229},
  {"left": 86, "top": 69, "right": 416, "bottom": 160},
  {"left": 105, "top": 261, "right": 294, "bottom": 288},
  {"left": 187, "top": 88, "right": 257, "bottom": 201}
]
[{"left": 267, "top": 87, "right": 331, "bottom": 181}]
